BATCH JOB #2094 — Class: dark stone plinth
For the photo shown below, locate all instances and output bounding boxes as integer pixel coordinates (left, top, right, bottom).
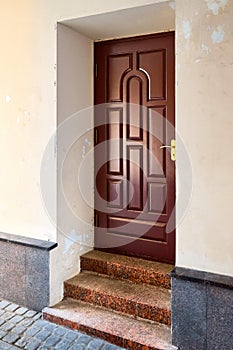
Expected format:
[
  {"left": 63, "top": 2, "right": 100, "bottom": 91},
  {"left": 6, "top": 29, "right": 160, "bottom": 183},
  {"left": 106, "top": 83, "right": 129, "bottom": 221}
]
[
  {"left": 0, "top": 232, "right": 57, "bottom": 311},
  {"left": 171, "top": 267, "right": 233, "bottom": 350}
]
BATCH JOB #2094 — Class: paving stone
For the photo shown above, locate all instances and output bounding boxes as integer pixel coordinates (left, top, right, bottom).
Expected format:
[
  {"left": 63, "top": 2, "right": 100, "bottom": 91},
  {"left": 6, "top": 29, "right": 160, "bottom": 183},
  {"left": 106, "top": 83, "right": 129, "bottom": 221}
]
[
  {"left": 1, "top": 322, "right": 15, "bottom": 332},
  {"left": 15, "top": 336, "right": 30, "bottom": 348},
  {"left": 65, "top": 330, "right": 80, "bottom": 341},
  {"left": 55, "top": 338, "right": 73, "bottom": 350},
  {"left": 76, "top": 334, "right": 92, "bottom": 345},
  {"left": 11, "top": 325, "right": 26, "bottom": 335},
  {"left": 34, "top": 330, "right": 51, "bottom": 341},
  {"left": 3, "top": 332, "right": 20, "bottom": 344},
  {"left": 0, "top": 329, "right": 7, "bottom": 339},
  {"left": 19, "top": 318, "right": 34, "bottom": 327},
  {"left": 3, "top": 312, "right": 14, "bottom": 320},
  {"left": 69, "top": 345, "right": 85, "bottom": 350},
  {"left": 10, "top": 346, "right": 22, "bottom": 350},
  {"left": 24, "top": 327, "right": 40, "bottom": 337},
  {"left": 24, "top": 311, "right": 37, "bottom": 318},
  {"left": 33, "top": 320, "right": 48, "bottom": 328},
  {"left": 102, "top": 344, "right": 122, "bottom": 350},
  {"left": 0, "top": 317, "right": 5, "bottom": 326},
  {"left": 24, "top": 339, "right": 41, "bottom": 350},
  {"left": 10, "top": 316, "right": 24, "bottom": 324},
  {"left": 15, "top": 307, "right": 28, "bottom": 316},
  {"left": 33, "top": 313, "right": 41, "bottom": 321},
  {"left": 0, "top": 301, "right": 11, "bottom": 309},
  {"left": 43, "top": 334, "right": 60, "bottom": 347},
  {"left": 53, "top": 326, "right": 67, "bottom": 337},
  {"left": 0, "top": 310, "right": 4, "bottom": 316},
  {"left": 0, "top": 339, "right": 12, "bottom": 349},
  {"left": 87, "top": 338, "right": 105, "bottom": 349},
  {"left": 43, "top": 322, "right": 57, "bottom": 332},
  {"left": 5, "top": 304, "right": 19, "bottom": 312}
]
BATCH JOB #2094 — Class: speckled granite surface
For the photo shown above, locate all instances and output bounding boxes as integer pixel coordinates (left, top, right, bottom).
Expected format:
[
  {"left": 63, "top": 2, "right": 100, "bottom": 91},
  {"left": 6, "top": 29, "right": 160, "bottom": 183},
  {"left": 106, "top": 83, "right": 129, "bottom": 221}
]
[
  {"left": 43, "top": 298, "right": 174, "bottom": 350},
  {"left": 0, "top": 239, "right": 53, "bottom": 311},
  {"left": 64, "top": 272, "right": 171, "bottom": 325},
  {"left": 81, "top": 250, "right": 173, "bottom": 289}
]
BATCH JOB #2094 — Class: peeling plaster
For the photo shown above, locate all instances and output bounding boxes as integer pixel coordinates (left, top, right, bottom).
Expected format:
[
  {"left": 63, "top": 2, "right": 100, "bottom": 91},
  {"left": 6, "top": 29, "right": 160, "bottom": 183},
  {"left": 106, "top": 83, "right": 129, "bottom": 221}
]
[
  {"left": 5, "top": 95, "right": 11, "bottom": 103},
  {"left": 82, "top": 145, "right": 86, "bottom": 159},
  {"left": 201, "top": 43, "right": 209, "bottom": 54},
  {"left": 205, "top": 0, "right": 228, "bottom": 15},
  {"left": 85, "top": 138, "right": 91, "bottom": 146},
  {"left": 169, "top": 1, "right": 176, "bottom": 10},
  {"left": 63, "top": 229, "right": 77, "bottom": 254},
  {"left": 211, "top": 26, "right": 225, "bottom": 43},
  {"left": 182, "top": 19, "right": 191, "bottom": 41}
]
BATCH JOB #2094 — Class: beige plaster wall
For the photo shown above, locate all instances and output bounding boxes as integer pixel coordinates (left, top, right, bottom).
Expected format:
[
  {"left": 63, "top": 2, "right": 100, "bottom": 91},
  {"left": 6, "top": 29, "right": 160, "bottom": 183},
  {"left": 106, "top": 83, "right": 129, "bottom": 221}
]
[
  {"left": 0, "top": 0, "right": 163, "bottom": 241},
  {"left": 176, "top": 0, "right": 233, "bottom": 276}
]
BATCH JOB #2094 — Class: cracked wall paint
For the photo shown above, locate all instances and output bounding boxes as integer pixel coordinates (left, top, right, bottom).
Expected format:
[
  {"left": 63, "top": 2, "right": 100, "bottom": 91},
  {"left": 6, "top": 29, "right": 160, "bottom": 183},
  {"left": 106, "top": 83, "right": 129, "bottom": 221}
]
[
  {"left": 211, "top": 26, "right": 225, "bottom": 43},
  {"left": 205, "top": 0, "right": 228, "bottom": 15}
]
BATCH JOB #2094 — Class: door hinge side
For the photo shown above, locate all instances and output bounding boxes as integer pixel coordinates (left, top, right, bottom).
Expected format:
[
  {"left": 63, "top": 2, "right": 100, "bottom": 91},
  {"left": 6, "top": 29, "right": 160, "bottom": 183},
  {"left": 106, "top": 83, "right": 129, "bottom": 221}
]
[{"left": 95, "top": 63, "right": 98, "bottom": 78}]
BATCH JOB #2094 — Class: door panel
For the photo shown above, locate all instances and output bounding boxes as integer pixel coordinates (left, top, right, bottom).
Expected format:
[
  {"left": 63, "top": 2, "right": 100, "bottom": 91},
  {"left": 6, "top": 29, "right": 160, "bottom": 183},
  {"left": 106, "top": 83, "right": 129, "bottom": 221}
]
[{"left": 94, "top": 32, "right": 175, "bottom": 263}]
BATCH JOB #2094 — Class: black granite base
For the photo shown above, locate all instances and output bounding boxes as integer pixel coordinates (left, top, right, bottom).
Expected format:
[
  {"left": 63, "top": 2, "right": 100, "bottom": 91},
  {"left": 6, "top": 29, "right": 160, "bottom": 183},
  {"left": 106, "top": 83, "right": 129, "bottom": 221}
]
[
  {"left": 171, "top": 267, "right": 233, "bottom": 350},
  {"left": 0, "top": 232, "right": 57, "bottom": 311}
]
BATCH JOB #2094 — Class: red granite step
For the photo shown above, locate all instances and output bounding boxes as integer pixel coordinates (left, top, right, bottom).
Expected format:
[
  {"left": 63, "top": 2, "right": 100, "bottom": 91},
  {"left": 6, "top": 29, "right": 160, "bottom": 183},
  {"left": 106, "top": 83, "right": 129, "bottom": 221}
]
[
  {"left": 43, "top": 298, "right": 176, "bottom": 350},
  {"left": 81, "top": 250, "right": 173, "bottom": 289},
  {"left": 64, "top": 272, "right": 171, "bottom": 325}
]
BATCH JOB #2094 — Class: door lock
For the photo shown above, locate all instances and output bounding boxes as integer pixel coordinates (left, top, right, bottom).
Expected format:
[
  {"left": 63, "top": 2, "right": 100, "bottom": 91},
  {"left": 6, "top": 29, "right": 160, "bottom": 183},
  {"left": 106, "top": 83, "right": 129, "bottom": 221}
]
[{"left": 160, "top": 139, "right": 176, "bottom": 161}]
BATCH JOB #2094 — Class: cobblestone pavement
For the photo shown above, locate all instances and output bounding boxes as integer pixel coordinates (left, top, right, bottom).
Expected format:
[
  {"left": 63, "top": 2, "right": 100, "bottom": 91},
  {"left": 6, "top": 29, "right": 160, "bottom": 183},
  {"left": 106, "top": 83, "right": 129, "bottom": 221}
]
[{"left": 0, "top": 300, "right": 126, "bottom": 350}]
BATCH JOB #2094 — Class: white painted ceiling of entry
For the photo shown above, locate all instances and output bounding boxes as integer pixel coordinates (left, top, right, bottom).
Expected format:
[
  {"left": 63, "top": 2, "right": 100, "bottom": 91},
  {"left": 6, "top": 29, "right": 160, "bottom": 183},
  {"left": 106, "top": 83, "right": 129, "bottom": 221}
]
[{"left": 61, "top": 1, "right": 175, "bottom": 41}]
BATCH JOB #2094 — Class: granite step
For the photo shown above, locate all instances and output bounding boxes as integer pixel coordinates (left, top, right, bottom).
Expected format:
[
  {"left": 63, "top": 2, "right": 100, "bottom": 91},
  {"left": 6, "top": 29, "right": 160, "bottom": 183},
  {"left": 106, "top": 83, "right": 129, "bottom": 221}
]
[
  {"left": 43, "top": 298, "right": 176, "bottom": 350},
  {"left": 64, "top": 272, "right": 171, "bottom": 325},
  {"left": 81, "top": 250, "right": 173, "bottom": 289}
]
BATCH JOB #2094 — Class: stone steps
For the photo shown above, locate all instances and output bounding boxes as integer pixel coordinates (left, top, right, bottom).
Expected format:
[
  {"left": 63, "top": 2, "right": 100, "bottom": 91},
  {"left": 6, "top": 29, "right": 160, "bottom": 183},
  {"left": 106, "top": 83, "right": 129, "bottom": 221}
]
[
  {"left": 81, "top": 250, "right": 172, "bottom": 289},
  {"left": 64, "top": 272, "right": 171, "bottom": 325},
  {"left": 43, "top": 250, "right": 175, "bottom": 350},
  {"left": 43, "top": 298, "right": 175, "bottom": 350}
]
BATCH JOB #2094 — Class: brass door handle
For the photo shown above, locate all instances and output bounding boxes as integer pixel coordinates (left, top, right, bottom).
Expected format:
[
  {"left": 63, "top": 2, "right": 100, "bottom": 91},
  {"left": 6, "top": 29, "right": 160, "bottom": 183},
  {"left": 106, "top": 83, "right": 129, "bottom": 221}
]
[{"left": 160, "top": 139, "right": 176, "bottom": 161}]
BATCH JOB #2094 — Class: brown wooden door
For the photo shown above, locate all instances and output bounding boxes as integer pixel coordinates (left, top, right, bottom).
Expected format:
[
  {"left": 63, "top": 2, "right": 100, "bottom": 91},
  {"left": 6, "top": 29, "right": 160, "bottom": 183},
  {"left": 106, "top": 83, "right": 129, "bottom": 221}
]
[{"left": 94, "top": 32, "right": 175, "bottom": 263}]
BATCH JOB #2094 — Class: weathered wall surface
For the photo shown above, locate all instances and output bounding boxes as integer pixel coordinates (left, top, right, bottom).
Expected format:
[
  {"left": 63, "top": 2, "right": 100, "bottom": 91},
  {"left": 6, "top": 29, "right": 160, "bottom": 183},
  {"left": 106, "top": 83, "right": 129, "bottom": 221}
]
[
  {"left": 0, "top": 0, "right": 163, "bottom": 241},
  {"left": 176, "top": 0, "right": 233, "bottom": 276}
]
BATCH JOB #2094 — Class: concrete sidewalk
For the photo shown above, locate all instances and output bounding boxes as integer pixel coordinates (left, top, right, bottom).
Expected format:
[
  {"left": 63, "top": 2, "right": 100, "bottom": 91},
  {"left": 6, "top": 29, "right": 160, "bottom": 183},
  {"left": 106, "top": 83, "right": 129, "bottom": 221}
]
[{"left": 0, "top": 300, "right": 126, "bottom": 350}]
